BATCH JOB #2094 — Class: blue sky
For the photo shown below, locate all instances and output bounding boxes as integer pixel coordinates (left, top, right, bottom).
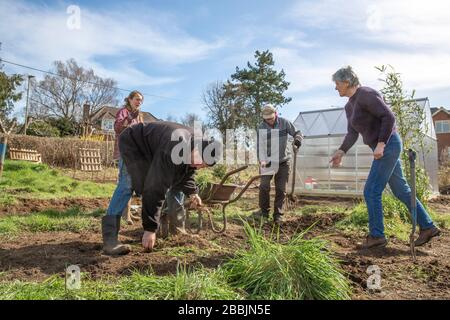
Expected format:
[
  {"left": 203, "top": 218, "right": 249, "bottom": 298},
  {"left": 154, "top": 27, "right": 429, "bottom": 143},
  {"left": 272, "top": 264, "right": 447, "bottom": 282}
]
[{"left": 1, "top": 0, "right": 450, "bottom": 123}]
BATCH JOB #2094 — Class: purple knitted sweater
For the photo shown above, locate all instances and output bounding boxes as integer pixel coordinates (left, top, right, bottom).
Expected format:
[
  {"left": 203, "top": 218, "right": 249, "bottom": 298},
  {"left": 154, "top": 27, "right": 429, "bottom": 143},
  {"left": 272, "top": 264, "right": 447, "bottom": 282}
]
[{"left": 339, "top": 86, "right": 396, "bottom": 153}]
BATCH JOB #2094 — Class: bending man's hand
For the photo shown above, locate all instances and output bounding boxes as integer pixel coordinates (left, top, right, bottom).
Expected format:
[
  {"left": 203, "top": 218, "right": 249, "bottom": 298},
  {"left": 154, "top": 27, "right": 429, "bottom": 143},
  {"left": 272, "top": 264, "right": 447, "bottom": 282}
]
[
  {"left": 189, "top": 193, "right": 203, "bottom": 209},
  {"left": 142, "top": 231, "right": 156, "bottom": 252}
]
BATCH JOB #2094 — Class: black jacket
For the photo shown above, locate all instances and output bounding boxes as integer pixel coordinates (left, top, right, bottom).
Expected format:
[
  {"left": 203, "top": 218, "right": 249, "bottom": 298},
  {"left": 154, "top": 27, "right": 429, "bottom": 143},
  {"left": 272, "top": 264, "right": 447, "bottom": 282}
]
[{"left": 119, "top": 122, "right": 198, "bottom": 232}]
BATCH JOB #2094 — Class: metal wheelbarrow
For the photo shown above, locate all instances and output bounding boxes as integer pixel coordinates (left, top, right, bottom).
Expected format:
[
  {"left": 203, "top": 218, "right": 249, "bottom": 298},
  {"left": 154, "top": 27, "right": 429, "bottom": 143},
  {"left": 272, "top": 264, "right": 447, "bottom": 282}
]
[{"left": 186, "top": 165, "right": 262, "bottom": 234}]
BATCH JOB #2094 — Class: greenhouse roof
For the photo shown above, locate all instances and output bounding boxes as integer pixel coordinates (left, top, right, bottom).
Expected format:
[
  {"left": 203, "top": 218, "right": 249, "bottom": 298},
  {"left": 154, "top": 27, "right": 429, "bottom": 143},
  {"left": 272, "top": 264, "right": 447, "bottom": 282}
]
[{"left": 293, "top": 98, "right": 436, "bottom": 139}]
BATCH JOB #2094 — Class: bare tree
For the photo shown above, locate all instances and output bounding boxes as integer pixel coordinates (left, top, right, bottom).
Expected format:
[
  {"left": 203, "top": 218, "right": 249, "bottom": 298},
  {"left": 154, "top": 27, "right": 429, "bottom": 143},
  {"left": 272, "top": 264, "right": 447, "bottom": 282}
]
[
  {"left": 30, "top": 59, "right": 119, "bottom": 121},
  {"left": 85, "top": 72, "right": 119, "bottom": 114},
  {"left": 166, "top": 115, "right": 178, "bottom": 123},
  {"left": 202, "top": 81, "right": 243, "bottom": 137},
  {"left": 180, "top": 112, "right": 202, "bottom": 128}
]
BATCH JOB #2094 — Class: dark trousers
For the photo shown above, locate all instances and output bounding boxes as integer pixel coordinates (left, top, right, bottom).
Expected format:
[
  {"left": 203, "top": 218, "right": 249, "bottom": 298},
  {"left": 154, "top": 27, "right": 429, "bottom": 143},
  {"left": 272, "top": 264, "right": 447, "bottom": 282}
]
[{"left": 259, "top": 161, "right": 290, "bottom": 216}]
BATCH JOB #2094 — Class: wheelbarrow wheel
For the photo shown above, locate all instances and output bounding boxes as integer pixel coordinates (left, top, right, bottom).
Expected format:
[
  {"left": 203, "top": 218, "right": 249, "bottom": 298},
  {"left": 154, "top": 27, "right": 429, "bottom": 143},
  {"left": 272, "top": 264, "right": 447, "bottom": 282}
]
[{"left": 185, "top": 209, "right": 203, "bottom": 234}]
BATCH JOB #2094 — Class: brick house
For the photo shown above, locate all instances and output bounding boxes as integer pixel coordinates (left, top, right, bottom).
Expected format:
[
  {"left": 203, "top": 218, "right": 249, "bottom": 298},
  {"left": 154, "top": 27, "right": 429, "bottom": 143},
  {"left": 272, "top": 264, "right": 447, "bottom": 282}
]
[{"left": 431, "top": 107, "right": 450, "bottom": 163}]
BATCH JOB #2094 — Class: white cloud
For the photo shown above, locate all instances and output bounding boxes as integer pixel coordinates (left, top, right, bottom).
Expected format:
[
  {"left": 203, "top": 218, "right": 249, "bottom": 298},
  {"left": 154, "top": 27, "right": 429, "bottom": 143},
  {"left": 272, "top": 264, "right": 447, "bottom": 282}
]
[
  {"left": 0, "top": 0, "right": 225, "bottom": 87},
  {"left": 279, "top": 31, "right": 318, "bottom": 49},
  {"left": 288, "top": 0, "right": 366, "bottom": 29},
  {"left": 271, "top": 47, "right": 337, "bottom": 92},
  {"left": 275, "top": 0, "right": 450, "bottom": 104},
  {"left": 89, "top": 61, "right": 182, "bottom": 88},
  {"left": 346, "top": 51, "right": 450, "bottom": 91},
  {"left": 289, "top": 0, "right": 450, "bottom": 50}
]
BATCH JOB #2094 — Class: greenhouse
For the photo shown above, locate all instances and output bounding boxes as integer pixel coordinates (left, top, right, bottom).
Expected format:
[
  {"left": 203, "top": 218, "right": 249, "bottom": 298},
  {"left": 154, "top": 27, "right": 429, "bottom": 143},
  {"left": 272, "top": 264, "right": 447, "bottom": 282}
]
[{"left": 291, "top": 98, "right": 439, "bottom": 196}]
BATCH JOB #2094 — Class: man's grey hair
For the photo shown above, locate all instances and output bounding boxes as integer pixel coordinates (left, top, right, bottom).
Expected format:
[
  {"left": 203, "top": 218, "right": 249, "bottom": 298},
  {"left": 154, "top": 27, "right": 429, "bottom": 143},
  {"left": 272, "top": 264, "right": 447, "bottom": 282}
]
[{"left": 332, "top": 66, "right": 360, "bottom": 87}]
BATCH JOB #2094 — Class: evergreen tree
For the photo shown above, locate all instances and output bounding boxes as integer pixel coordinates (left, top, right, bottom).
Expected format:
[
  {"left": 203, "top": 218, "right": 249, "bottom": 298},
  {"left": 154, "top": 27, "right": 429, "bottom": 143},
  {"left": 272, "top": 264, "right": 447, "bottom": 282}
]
[{"left": 226, "top": 50, "right": 291, "bottom": 129}]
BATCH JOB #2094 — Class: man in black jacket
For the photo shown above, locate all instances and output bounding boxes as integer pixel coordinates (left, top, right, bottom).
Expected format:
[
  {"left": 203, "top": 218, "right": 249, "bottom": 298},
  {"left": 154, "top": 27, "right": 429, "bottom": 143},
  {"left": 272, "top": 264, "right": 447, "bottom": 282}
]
[{"left": 114, "top": 121, "right": 220, "bottom": 252}]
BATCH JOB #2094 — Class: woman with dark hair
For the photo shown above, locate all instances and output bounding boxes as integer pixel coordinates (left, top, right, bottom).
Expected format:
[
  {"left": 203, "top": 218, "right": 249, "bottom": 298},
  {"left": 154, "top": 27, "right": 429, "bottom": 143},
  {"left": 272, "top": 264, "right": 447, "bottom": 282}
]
[
  {"left": 101, "top": 91, "right": 144, "bottom": 255},
  {"left": 330, "top": 66, "right": 440, "bottom": 249}
]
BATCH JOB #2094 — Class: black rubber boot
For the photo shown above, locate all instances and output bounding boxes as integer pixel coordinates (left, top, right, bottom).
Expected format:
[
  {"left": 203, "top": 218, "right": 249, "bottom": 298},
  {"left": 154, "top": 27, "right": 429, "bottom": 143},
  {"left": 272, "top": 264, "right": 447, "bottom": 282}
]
[
  {"left": 101, "top": 215, "right": 131, "bottom": 255},
  {"left": 159, "top": 213, "right": 170, "bottom": 239},
  {"left": 168, "top": 207, "right": 187, "bottom": 236}
]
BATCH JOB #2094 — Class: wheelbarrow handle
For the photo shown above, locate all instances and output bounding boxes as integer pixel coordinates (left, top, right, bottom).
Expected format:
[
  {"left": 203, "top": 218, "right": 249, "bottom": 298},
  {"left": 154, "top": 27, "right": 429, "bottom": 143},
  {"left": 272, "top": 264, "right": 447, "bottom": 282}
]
[
  {"left": 217, "top": 165, "right": 249, "bottom": 187},
  {"left": 227, "top": 174, "right": 263, "bottom": 205},
  {"left": 208, "top": 174, "right": 262, "bottom": 234},
  {"left": 208, "top": 204, "right": 228, "bottom": 234}
]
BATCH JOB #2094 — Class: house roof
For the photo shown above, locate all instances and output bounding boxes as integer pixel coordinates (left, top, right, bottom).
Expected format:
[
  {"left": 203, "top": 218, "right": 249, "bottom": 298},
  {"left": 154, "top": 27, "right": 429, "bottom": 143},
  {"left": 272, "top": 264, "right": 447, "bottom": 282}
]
[
  {"left": 90, "top": 106, "right": 159, "bottom": 123},
  {"left": 431, "top": 107, "right": 450, "bottom": 117}
]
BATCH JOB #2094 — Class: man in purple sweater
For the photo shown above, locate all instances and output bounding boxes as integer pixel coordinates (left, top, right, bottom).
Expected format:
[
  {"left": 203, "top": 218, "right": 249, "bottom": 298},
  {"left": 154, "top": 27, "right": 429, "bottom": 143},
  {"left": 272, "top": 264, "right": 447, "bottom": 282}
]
[{"left": 330, "top": 66, "right": 440, "bottom": 249}]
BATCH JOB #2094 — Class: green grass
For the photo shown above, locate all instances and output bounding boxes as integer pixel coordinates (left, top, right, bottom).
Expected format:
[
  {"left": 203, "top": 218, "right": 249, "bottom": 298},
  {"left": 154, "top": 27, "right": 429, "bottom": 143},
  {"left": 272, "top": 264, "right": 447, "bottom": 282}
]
[
  {"left": 293, "top": 205, "right": 349, "bottom": 216},
  {"left": 223, "top": 223, "right": 352, "bottom": 300},
  {"left": 0, "top": 160, "right": 115, "bottom": 205},
  {"left": 117, "top": 267, "right": 243, "bottom": 300},
  {"left": 336, "top": 195, "right": 412, "bottom": 240},
  {"left": 0, "top": 207, "right": 104, "bottom": 235},
  {"left": 159, "top": 246, "right": 218, "bottom": 258},
  {"left": 430, "top": 210, "right": 450, "bottom": 230},
  {"left": 0, "top": 268, "right": 244, "bottom": 300},
  {"left": 335, "top": 194, "right": 450, "bottom": 241}
]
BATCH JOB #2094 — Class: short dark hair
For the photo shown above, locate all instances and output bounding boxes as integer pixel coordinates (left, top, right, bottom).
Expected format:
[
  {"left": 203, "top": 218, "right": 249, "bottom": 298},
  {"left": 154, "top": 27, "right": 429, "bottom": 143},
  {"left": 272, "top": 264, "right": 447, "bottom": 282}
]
[{"left": 191, "top": 137, "right": 222, "bottom": 166}]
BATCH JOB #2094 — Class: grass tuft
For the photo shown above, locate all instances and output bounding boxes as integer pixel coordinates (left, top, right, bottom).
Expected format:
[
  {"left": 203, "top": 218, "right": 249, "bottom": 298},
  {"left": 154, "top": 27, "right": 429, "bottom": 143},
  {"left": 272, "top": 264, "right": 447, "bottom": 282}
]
[{"left": 222, "top": 223, "right": 352, "bottom": 300}]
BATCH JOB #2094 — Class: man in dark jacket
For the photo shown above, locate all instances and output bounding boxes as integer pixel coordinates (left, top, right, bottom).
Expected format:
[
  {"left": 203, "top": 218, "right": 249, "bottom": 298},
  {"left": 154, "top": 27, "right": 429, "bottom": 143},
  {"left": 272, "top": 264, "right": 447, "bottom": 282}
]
[
  {"left": 116, "top": 121, "right": 220, "bottom": 252},
  {"left": 255, "top": 104, "right": 303, "bottom": 224}
]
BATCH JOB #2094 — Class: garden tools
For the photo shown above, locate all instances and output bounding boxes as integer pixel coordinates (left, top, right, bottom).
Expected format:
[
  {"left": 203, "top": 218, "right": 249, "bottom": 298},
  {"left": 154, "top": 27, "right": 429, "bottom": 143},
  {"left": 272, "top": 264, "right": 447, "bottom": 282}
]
[
  {"left": 284, "top": 142, "right": 300, "bottom": 211},
  {"left": 408, "top": 149, "right": 417, "bottom": 262}
]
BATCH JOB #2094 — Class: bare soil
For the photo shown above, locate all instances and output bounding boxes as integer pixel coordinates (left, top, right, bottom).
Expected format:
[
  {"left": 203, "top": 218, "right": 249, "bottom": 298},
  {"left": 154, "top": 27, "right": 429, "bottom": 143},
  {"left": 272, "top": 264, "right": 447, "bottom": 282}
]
[
  {"left": 0, "top": 198, "right": 111, "bottom": 216},
  {"left": 0, "top": 195, "right": 449, "bottom": 300}
]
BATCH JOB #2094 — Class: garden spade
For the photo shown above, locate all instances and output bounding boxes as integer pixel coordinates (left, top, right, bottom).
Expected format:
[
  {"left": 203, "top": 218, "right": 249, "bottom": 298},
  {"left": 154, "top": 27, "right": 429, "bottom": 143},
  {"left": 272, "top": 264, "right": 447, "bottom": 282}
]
[
  {"left": 408, "top": 149, "right": 417, "bottom": 262},
  {"left": 284, "top": 142, "right": 300, "bottom": 211}
]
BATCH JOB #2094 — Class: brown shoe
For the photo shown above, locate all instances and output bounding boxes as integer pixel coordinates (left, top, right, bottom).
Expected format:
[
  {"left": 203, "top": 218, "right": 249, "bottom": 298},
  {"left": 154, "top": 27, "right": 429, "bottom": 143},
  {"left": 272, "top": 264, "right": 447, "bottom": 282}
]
[
  {"left": 414, "top": 227, "right": 441, "bottom": 247},
  {"left": 357, "top": 235, "right": 388, "bottom": 249}
]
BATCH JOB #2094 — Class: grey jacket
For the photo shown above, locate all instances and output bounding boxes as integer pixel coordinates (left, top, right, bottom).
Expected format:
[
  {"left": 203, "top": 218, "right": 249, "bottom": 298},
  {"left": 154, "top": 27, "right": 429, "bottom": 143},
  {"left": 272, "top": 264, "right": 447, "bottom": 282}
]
[{"left": 257, "top": 116, "right": 302, "bottom": 164}]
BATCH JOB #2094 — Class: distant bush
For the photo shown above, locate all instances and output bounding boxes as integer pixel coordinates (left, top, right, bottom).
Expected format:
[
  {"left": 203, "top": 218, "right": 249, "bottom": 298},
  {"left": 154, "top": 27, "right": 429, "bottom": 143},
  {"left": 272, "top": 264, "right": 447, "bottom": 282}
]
[
  {"left": 0, "top": 133, "right": 114, "bottom": 168},
  {"left": 26, "top": 120, "right": 60, "bottom": 137}
]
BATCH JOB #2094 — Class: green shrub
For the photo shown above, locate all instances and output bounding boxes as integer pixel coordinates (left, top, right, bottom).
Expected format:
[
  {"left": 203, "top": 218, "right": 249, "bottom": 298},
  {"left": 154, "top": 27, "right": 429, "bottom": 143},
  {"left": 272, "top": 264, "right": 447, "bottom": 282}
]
[
  {"left": 212, "top": 164, "right": 227, "bottom": 179},
  {"left": 195, "top": 168, "right": 216, "bottom": 194}
]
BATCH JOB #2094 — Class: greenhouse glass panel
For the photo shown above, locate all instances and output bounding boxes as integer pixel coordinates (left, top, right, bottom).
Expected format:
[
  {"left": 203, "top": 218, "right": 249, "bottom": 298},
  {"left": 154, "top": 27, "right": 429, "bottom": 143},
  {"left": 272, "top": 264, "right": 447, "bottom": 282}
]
[{"left": 292, "top": 98, "right": 439, "bottom": 196}]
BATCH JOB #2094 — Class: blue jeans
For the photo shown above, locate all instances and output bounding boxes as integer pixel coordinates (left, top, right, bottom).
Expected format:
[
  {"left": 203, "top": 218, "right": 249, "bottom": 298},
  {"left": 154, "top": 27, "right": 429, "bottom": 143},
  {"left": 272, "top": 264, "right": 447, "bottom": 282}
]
[
  {"left": 364, "top": 132, "right": 435, "bottom": 237},
  {"left": 106, "top": 159, "right": 185, "bottom": 224},
  {"left": 162, "top": 189, "right": 186, "bottom": 225},
  {"left": 106, "top": 158, "right": 133, "bottom": 216}
]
